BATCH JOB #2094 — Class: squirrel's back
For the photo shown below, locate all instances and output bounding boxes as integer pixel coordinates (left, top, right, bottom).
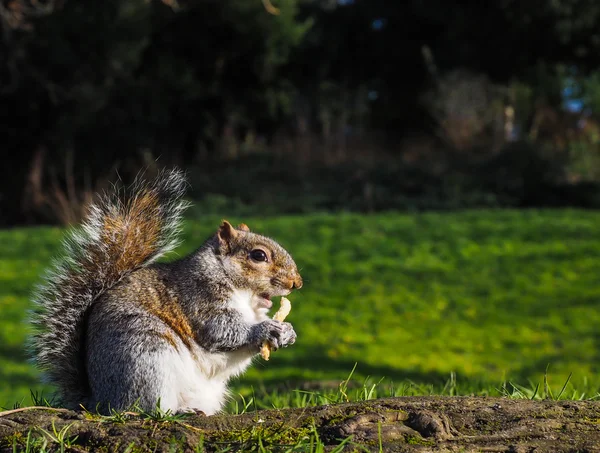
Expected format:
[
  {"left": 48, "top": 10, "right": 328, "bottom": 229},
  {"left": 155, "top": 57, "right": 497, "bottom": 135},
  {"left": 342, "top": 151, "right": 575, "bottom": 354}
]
[{"left": 28, "top": 169, "right": 189, "bottom": 408}]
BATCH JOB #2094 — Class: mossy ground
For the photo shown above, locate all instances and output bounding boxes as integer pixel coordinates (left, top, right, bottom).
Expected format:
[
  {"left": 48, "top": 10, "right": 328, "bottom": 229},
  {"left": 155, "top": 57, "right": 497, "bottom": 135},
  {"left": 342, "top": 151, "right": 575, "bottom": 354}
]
[{"left": 2, "top": 397, "right": 599, "bottom": 452}]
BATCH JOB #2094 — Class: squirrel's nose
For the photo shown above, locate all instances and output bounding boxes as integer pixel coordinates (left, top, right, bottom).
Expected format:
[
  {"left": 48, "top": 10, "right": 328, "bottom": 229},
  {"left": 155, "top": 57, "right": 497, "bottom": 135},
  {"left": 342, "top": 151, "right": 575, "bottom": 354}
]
[{"left": 292, "top": 274, "right": 303, "bottom": 290}]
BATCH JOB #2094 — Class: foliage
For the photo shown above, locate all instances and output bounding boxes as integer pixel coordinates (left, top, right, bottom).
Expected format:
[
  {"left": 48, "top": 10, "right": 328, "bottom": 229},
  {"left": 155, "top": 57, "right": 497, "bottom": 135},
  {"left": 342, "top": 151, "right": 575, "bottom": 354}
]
[
  {"left": 0, "top": 0, "right": 313, "bottom": 225},
  {"left": 4, "top": 1, "right": 600, "bottom": 224},
  {"left": 420, "top": 69, "right": 506, "bottom": 152},
  {"left": 1, "top": 210, "right": 600, "bottom": 409}
]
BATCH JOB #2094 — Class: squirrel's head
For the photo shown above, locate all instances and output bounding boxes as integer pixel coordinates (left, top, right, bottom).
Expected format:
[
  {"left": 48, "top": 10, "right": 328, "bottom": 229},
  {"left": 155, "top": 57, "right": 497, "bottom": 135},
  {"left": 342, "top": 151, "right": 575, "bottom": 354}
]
[{"left": 214, "top": 220, "right": 303, "bottom": 310}]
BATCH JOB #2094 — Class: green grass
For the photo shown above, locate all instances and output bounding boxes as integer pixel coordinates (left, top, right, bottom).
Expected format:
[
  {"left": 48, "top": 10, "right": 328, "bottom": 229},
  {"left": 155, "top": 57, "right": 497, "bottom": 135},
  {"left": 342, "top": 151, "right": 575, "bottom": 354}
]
[{"left": 1, "top": 209, "right": 600, "bottom": 410}]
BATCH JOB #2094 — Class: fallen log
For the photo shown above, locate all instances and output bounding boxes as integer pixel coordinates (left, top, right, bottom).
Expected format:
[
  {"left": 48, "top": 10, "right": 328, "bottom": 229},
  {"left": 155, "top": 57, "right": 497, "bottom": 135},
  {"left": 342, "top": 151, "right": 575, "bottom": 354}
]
[{"left": 1, "top": 396, "right": 599, "bottom": 452}]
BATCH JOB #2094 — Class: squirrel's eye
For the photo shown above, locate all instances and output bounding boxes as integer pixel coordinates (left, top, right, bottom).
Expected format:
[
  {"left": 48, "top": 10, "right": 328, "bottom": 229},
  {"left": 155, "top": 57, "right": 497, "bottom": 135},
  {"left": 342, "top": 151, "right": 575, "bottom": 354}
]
[{"left": 250, "top": 249, "right": 268, "bottom": 262}]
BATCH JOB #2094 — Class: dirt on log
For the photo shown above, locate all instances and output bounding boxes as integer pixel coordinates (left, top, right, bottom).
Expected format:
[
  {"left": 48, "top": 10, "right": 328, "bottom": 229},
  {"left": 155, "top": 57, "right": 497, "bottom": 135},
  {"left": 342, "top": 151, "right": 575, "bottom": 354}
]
[{"left": 1, "top": 396, "right": 600, "bottom": 452}]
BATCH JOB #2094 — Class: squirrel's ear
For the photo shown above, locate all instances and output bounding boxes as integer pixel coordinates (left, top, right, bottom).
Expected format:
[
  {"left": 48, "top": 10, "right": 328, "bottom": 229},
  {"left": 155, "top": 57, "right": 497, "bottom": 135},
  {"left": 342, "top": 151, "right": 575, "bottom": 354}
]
[
  {"left": 218, "top": 220, "right": 238, "bottom": 244},
  {"left": 237, "top": 223, "right": 250, "bottom": 232}
]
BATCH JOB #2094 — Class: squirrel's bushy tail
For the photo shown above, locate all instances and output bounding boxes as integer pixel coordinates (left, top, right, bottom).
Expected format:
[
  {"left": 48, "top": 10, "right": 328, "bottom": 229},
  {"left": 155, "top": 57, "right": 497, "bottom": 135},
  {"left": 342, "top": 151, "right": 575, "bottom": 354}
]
[{"left": 29, "top": 168, "right": 189, "bottom": 408}]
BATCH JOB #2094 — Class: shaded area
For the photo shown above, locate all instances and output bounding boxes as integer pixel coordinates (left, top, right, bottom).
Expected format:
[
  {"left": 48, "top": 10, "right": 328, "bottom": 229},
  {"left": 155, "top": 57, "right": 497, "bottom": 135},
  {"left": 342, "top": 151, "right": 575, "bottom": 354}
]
[{"left": 4, "top": 2, "right": 600, "bottom": 225}]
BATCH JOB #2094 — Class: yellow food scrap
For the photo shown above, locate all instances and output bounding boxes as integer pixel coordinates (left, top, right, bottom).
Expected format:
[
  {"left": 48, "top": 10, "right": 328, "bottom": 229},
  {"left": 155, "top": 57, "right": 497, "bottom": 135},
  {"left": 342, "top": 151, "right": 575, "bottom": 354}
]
[{"left": 260, "top": 297, "right": 292, "bottom": 360}]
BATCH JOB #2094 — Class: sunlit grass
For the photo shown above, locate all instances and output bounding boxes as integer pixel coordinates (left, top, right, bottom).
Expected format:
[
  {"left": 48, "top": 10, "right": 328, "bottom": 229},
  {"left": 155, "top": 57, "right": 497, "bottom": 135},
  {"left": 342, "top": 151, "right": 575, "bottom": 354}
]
[{"left": 1, "top": 209, "right": 600, "bottom": 409}]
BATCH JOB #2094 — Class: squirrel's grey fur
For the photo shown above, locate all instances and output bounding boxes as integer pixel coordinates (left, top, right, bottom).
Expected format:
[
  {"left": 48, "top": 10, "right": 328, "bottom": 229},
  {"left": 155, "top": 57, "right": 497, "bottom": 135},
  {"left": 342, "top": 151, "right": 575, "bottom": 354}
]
[{"left": 29, "top": 168, "right": 302, "bottom": 414}]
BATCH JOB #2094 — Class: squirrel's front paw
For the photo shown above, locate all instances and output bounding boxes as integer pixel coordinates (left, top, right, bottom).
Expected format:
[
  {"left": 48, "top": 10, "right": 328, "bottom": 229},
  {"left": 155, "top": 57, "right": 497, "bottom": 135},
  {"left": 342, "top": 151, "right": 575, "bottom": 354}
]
[
  {"left": 254, "top": 320, "right": 296, "bottom": 352},
  {"left": 278, "top": 322, "right": 296, "bottom": 349}
]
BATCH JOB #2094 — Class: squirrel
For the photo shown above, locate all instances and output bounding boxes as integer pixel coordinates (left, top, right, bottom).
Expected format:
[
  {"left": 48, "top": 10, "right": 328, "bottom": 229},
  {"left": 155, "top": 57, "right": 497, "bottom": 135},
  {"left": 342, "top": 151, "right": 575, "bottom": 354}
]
[{"left": 28, "top": 168, "right": 303, "bottom": 415}]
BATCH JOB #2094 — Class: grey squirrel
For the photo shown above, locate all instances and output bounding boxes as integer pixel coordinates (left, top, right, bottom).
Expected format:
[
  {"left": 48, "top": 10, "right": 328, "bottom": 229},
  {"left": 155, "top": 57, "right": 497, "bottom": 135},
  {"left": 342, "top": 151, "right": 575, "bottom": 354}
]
[{"left": 29, "top": 168, "right": 303, "bottom": 415}]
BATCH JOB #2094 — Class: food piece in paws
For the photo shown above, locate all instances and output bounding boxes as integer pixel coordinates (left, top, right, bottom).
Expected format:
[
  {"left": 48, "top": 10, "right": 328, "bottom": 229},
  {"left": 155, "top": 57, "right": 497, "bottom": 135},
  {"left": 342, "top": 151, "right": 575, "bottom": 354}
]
[{"left": 260, "top": 297, "right": 292, "bottom": 360}]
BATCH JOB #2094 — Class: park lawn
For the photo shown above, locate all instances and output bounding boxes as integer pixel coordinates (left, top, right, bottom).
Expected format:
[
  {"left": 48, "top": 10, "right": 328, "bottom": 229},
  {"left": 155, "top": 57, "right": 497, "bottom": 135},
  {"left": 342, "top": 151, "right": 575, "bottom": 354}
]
[{"left": 0, "top": 209, "right": 599, "bottom": 410}]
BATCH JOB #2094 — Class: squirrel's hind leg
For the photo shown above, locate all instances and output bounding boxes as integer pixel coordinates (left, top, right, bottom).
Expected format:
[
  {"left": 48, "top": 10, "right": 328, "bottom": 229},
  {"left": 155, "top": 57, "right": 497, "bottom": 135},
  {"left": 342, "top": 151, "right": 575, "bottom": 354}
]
[
  {"left": 86, "top": 341, "right": 182, "bottom": 415},
  {"left": 86, "top": 308, "right": 183, "bottom": 415}
]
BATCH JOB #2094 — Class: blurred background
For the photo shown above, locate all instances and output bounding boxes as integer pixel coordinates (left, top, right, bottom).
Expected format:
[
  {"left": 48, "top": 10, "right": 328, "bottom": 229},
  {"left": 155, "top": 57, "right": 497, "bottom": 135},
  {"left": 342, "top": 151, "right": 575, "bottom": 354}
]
[
  {"left": 1, "top": 0, "right": 600, "bottom": 409},
  {"left": 3, "top": 0, "right": 600, "bottom": 224}
]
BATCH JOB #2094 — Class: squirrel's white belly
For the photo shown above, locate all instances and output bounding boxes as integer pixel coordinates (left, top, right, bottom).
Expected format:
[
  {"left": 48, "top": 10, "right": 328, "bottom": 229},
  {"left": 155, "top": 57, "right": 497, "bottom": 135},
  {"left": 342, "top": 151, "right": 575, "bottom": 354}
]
[
  {"left": 157, "top": 290, "right": 265, "bottom": 415},
  {"left": 158, "top": 341, "right": 254, "bottom": 415}
]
